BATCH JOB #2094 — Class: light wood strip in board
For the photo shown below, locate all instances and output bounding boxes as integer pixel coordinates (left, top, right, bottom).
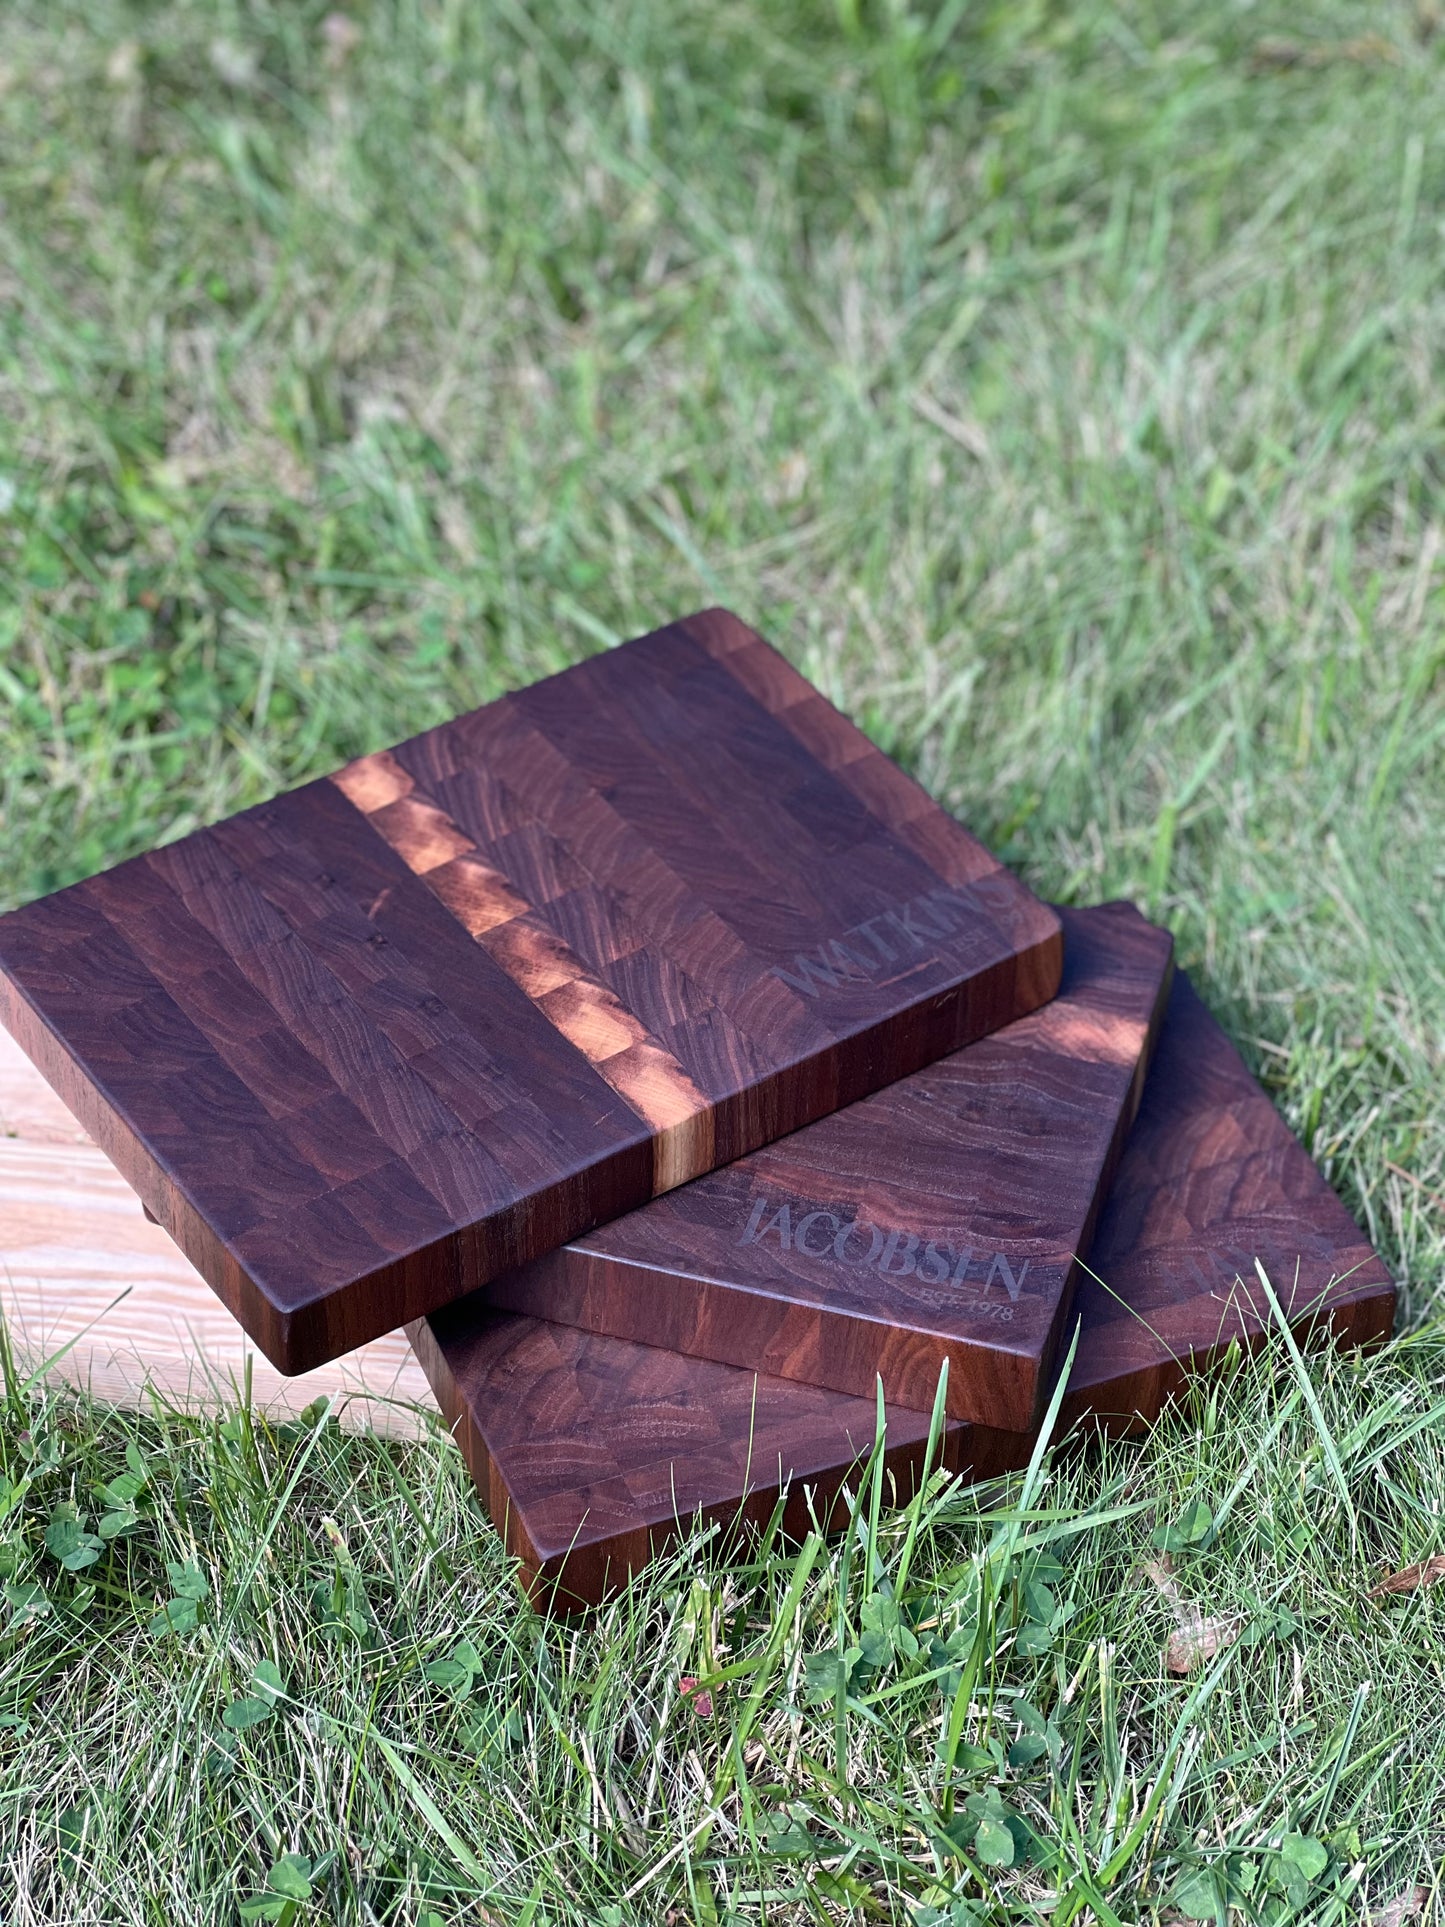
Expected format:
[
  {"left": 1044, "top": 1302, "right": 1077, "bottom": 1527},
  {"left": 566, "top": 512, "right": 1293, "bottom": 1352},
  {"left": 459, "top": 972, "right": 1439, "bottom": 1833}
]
[{"left": 331, "top": 750, "right": 715, "bottom": 1191}]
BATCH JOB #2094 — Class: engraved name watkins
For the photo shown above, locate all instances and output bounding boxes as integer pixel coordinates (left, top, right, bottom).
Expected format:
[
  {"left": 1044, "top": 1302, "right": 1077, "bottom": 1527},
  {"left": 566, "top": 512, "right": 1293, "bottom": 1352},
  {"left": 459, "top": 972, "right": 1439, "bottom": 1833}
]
[
  {"left": 738, "top": 1195, "right": 1029, "bottom": 1310},
  {"left": 769, "top": 882, "right": 994, "bottom": 997}
]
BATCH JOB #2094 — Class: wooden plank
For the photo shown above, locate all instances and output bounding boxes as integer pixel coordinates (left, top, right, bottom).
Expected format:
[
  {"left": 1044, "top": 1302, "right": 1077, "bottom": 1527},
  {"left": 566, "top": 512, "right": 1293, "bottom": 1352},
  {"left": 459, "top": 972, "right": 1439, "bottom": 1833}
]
[
  {"left": 0, "top": 609, "right": 1061, "bottom": 1374},
  {"left": 413, "top": 961, "right": 1394, "bottom": 1610},
  {"left": 0, "top": 1031, "right": 430, "bottom": 1431},
  {"left": 487, "top": 901, "right": 1175, "bottom": 1431}
]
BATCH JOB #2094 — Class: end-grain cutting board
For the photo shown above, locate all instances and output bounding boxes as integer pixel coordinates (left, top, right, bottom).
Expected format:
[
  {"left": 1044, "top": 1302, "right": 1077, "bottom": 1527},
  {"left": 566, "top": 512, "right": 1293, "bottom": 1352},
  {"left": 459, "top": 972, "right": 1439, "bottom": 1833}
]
[
  {"left": 0, "top": 609, "right": 1061, "bottom": 1374},
  {"left": 411, "top": 961, "right": 1393, "bottom": 1610},
  {"left": 484, "top": 901, "right": 1175, "bottom": 1431},
  {"left": 1047, "top": 969, "right": 1394, "bottom": 1433},
  {"left": 406, "top": 1309, "right": 977, "bottom": 1611}
]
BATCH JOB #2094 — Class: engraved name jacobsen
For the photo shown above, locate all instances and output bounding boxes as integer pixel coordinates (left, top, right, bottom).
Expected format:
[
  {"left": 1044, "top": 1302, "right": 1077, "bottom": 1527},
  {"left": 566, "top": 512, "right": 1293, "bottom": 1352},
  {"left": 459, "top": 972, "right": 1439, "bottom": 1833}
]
[
  {"left": 770, "top": 881, "right": 1001, "bottom": 997},
  {"left": 738, "top": 1196, "right": 1026, "bottom": 1321}
]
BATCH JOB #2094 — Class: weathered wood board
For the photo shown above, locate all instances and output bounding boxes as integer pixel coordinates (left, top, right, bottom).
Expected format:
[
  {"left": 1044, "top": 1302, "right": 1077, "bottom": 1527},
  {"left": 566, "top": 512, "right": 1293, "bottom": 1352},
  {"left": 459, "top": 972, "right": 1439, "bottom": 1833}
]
[
  {"left": 414, "top": 964, "right": 1394, "bottom": 1609},
  {"left": 486, "top": 901, "right": 1175, "bottom": 1431},
  {"left": 0, "top": 609, "right": 1061, "bottom": 1373},
  {"left": 0, "top": 1029, "right": 429, "bottom": 1431}
]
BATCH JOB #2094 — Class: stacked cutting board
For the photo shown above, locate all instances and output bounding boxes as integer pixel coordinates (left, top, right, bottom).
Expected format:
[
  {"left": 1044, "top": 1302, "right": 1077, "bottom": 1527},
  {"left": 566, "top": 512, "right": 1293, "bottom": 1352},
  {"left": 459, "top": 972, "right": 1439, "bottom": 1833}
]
[{"left": 0, "top": 609, "right": 1394, "bottom": 1610}]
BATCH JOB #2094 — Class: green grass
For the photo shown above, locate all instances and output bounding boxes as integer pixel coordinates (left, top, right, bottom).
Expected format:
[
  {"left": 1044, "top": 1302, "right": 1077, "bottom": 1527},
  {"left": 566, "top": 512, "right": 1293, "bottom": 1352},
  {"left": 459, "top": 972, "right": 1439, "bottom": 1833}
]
[{"left": 0, "top": 0, "right": 1443, "bottom": 1919}]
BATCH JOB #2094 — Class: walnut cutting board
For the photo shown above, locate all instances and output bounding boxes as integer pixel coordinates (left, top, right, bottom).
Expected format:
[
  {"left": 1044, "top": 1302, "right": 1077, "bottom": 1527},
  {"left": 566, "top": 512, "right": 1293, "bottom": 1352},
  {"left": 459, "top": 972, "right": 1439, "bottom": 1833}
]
[
  {"left": 412, "top": 963, "right": 1393, "bottom": 1610},
  {"left": 1048, "top": 969, "right": 1394, "bottom": 1432},
  {"left": 482, "top": 901, "right": 1175, "bottom": 1432},
  {"left": 0, "top": 609, "right": 1061, "bottom": 1373}
]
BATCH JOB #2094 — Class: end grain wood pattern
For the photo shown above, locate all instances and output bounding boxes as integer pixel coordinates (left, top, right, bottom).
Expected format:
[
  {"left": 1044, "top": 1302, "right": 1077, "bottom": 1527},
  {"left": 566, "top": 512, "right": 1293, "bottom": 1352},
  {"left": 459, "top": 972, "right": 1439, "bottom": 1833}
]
[
  {"left": 1052, "top": 969, "right": 1394, "bottom": 1431},
  {"left": 485, "top": 901, "right": 1176, "bottom": 1431},
  {"left": 407, "top": 1307, "right": 991, "bottom": 1613},
  {"left": 413, "top": 962, "right": 1393, "bottom": 1610},
  {"left": 0, "top": 609, "right": 1061, "bottom": 1374}
]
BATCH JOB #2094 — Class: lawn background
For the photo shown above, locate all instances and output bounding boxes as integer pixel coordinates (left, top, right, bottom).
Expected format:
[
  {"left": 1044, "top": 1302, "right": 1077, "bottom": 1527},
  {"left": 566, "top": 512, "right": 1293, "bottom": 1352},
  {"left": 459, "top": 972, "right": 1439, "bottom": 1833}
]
[{"left": 0, "top": 1, "right": 1443, "bottom": 1921}]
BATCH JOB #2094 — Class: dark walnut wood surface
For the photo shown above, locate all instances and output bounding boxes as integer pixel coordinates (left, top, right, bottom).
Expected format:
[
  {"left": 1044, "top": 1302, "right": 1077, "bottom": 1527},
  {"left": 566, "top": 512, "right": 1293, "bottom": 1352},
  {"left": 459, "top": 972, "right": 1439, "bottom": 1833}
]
[
  {"left": 414, "top": 960, "right": 1393, "bottom": 1611},
  {"left": 0, "top": 609, "right": 1060, "bottom": 1374},
  {"left": 1051, "top": 968, "right": 1394, "bottom": 1432},
  {"left": 408, "top": 1307, "right": 979, "bottom": 1613},
  {"left": 486, "top": 901, "right": 1175, "bottom": 1432}
]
